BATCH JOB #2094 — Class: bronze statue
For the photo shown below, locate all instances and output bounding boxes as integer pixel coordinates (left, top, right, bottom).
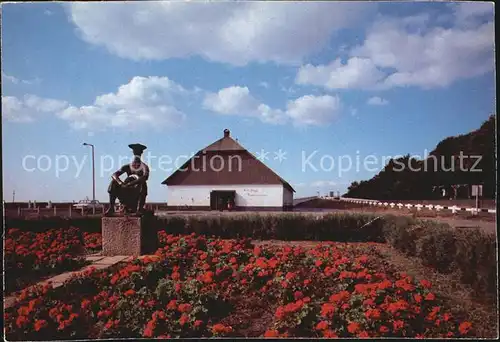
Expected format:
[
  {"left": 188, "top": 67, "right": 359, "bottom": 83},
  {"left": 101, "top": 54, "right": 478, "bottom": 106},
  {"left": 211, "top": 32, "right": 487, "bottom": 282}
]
[{"left": 105, "top": 144, "right": 150, "bottom": 216}]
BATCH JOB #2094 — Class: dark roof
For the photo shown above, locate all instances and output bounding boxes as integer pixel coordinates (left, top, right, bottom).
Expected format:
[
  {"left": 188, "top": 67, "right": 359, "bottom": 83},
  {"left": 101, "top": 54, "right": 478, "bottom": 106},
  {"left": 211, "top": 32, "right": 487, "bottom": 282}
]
[{"left": 162, "top": 130, "right": 295, "bottom": 193}]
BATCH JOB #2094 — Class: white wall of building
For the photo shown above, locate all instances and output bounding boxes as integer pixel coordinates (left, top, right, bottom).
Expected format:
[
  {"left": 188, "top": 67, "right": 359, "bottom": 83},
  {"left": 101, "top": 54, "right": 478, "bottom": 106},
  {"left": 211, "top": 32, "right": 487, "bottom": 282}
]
[
  {"left": 167, "top": 184, "right": 286, "bottom": 207},
  {"left": 283, "top": 187, "right": 293, "bottom": 206}
]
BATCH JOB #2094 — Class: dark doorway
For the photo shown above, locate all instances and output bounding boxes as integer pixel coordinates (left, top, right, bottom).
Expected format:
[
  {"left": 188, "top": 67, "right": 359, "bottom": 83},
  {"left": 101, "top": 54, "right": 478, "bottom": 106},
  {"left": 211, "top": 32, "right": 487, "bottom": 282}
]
[{"left": 210, "top": 190, "right": 236, "bottom": 210}]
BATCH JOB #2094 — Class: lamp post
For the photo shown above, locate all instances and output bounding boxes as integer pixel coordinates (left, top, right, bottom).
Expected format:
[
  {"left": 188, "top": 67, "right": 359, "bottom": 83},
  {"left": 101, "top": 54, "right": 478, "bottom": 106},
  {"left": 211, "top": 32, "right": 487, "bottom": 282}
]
[{"left": 82, "top": 143, "right": 96, "bottom": 202}]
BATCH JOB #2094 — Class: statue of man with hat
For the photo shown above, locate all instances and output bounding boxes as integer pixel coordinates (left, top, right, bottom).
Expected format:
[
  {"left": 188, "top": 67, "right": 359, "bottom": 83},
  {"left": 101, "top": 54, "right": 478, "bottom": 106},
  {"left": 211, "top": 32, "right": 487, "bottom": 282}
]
[{"left": 105, "top": 143, "right": 150, "bottom": 216}]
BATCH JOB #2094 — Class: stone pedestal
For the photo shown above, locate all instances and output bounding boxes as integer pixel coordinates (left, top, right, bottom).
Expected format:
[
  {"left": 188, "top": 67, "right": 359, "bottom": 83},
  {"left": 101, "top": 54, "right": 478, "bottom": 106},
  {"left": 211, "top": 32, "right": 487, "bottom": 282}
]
[{"left": 102, "top": 214, "right": 158, "bottom": 256}]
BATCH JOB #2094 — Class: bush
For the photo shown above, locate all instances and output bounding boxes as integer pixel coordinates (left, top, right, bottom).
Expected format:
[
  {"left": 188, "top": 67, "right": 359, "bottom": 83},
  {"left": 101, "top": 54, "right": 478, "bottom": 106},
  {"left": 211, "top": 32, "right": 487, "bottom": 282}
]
[
  {"left": 381, "top": 216, "right": 496, "bottom": 297},
  {"left": 454, "top": 229, "right": 497, "bottom": 296},
  {"left": 158, "top": 213, "right": 384, "bottom": 242},
  {"left": 416, "top": 226, "right": 457, "bottom": 273}
]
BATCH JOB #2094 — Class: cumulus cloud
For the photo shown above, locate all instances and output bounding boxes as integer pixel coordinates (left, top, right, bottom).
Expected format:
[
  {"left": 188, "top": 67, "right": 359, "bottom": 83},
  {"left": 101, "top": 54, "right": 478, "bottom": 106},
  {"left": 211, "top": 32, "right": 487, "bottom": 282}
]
[
  {"left": 68, "top": 2, "right": 374, "bottom": 66},
  {"left": 295, "top": 8, "right": 494, "bottom": 90},
  {"left": 4, "top": 76, "right": 188, "bottom": 130},
  {"left": 286, "top": 95, "right": 341, "bottom": 126},
  {"left": 367, "top": 96, "right": 389, "bottom": 105},
  {"left": 296, "top": 57, "right": 385, "bottom": 90},
  {"left": 203, "top": 86, "right": 341, "bottom": 126},
  {"left": 57, "top": 76, "right": 187, "bottom": 130},
  {"left": 2, "top": 95, "right": 68, "bottom": 123},
  {"left": 453, "top": 2, "right": 493, "bottom": 27}
]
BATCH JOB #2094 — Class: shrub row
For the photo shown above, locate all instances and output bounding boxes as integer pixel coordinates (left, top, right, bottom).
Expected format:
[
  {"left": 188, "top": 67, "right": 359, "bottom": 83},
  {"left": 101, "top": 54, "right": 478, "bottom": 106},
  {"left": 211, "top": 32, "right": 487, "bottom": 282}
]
[
  {"left": 381, "top": 216, "right": 497, "bottom": 297},
  {"left": 157, "top": 212, "right": 387, "bottom": 242}
]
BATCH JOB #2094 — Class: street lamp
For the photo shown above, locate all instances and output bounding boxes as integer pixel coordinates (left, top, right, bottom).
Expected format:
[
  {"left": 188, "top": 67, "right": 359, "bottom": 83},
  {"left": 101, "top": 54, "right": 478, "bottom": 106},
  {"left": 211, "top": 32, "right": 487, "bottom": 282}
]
[{"left": 82, "top": 143, "right": 96, "bottom": 202}]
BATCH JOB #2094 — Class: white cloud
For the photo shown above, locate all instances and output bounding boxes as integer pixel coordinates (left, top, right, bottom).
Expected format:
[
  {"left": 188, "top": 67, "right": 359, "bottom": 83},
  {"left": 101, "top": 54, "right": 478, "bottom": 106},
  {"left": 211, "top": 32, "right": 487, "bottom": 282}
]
[
  {"left": 296, "top": 57, "right": 385, "bottom": 90},
  {"left": 203, "top": 86, "right": 259, "bottom": 116},
  {"left": 2, "top": 72, "right": 41, "bottom": 85},
  {"left": 2, "top": 95, "right": 68, "bottom": 123},
  {"left": 3, "top": 76, "right": 188, "bottom": 131},
  {"left": 58, "top": 76, "right": 187, "bottom": 131},
  {"left": 367, "top": 96, "right": 389, "bottom": 106},
  {"left": 259, "top": 81, "right": 269, "bottom": 89},
  {"left": 311, "top": 180, "right": 337, "bottom": 187},
  {"left": 453, "top": 2, "right": 493, "bottom": 27},
  {"left": 286, "top": 95, "right": 341, "bottom": 126},
  {"left": 204, "top": 86, "right": 341, "bottom": 126},
  {"left": 295, "top": 11, "right": 494, "bottom": 90},
  {"left": 68, "top": 2, "right": 374, "bottom": 66}
]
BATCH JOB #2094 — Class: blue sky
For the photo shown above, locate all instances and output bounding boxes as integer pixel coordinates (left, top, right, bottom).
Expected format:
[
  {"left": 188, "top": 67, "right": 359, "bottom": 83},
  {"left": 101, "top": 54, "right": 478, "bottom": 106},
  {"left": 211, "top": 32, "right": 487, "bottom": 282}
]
[{"left": 1, "top": 2, "right": 495, "bottom": 202}]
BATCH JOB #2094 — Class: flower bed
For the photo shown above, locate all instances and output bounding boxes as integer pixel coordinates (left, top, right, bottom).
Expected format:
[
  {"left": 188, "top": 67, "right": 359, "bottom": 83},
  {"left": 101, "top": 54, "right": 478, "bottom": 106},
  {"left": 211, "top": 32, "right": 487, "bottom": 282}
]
[
  {"left": 5, "top": 232, "right": 474, "bottom": 339},
  {"left": 83, "top": 232, "right": 102, "bottom": 253},
  {"left": 4, "top": 228, "right": 89, "bottom": 294}
]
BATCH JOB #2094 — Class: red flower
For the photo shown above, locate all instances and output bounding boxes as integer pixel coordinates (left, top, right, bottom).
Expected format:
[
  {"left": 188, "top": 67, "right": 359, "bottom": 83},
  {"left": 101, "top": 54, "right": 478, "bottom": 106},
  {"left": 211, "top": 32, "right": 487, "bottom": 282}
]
[
  {"left": 179, "top": 314, "right": 190, "bottom": 325},
  {"left": 425, "top": 293, "right": 435, "bottom": 301},
  {"left": 358, "top": 331, "right": 369, "bottom": 338},
  {"left": 178, "top": 303, "right": 192, "bottom": 313},
  {"left": 459, "top": 321, "right": 472, "bottom": 335},
  {"left": 323, "top": 329, "right": 338, "bottom": 338},
  {"left": 294, "top": 291, "right": 304, "bottom": 300},
  {"left": 124, "top": 289, "right": 135, "bottom": 297},
  {"left": 414, "top": 294, "right": 422, "bottom": 303},
  {"left": 320, "top": 303, "right": 335, "bottom": 318},
  {"left": 264, "top": 330, "right": 279, "bottom": 337},
  {"left": 393, "top": 320, "right": 404, "bottom": 331},
  {"left": 379, "top": 326, "right": 389, "bottom": 334},
  {"left": 315, "top": 321, "right": 329, "bottom": 330},
  {"left": 167, "top": 300, "right": 177, "bottom": 310},
  {"left": 420, "top": 279, "right": 432, "bottom": 288},
  {"left": 34, "top": 319, "right": 47, "bottom": 331},
  {"left": 212, "top": 323, "right": 232, "bottom": 334},
  {"left": 347, "top": 322, "right": 360, "bottom": 334}
]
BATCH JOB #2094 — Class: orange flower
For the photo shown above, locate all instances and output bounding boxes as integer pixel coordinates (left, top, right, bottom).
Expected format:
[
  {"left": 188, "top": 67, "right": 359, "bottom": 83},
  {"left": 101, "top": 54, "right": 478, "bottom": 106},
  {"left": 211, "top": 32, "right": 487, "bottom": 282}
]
[
  {"left": 459, "top": 321, "right": 472, "bottom": 335},
  {"left": 179, "top": 314, "right": 190, "bottom": 326},
  {"left": 264, "top": 330, "right": 279, "bottom": 337},
  {"left": 420, "top": 279, "right": 432, "bottom": 288},
  {"left": 124, "top": 289, "right": 135, "bottom": 297},
  {"left": 323, "top": 329, "right": 338, "bottom": 338},
  {"left": 413, "top": 294, "right": 422, "bottom": 303},
  {"left": 212, "top": 323, "right": 232, "bottom": 334},
  {"left": 316, "top": 321, "right": 329, "bottom": 330},
  {"left": 425, "top": 293, "right": 435, "bottom": 301},
  {"left": 358, "top": 331, "right": 369, "bottom": 338},
  {"left": 34, "top": 319, "right": 48, "bottom": 332},
  {"left": 320, "top": 303, "right": 335, "bottom": 318},
  {"left": 347, "top": 322, "right": 360, "bottom": 334},
  {"left": 393, "top": 320, "right": 404, "bottom": 331}
]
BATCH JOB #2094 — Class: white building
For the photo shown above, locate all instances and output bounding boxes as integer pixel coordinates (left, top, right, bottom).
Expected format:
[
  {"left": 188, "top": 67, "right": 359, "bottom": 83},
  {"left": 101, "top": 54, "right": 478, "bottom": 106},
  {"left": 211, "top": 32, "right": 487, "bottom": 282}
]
[{"left": 162, "top": 129, "right": 295, "bottom": 210}]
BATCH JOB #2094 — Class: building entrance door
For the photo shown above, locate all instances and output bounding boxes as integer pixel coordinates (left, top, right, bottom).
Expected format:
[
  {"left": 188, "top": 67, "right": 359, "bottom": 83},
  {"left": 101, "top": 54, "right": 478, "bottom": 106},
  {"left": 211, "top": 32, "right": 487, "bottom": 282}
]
[{"left": 210, "top": 190, "right": 236, "bottom": 210}]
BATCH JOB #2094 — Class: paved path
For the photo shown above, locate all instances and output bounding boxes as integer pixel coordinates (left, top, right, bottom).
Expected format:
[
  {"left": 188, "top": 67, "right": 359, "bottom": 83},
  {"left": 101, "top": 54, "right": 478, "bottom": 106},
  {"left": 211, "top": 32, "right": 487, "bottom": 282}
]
[{"left": 4, "top": 255, "right": 133, "bottom": 309}]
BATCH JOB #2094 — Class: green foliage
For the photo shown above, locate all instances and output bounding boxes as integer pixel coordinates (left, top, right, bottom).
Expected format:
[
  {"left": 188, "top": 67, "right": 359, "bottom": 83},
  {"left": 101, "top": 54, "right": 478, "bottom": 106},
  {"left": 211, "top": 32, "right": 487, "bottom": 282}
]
[{"left": 344, "top": 115, "right": 495, "bottom": 200}]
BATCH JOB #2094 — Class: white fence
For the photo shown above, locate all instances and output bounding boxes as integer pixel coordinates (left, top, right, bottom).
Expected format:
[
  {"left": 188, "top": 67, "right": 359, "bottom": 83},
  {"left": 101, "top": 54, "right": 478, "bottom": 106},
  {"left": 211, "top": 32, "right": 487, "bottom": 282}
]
[{"left": 338, "top": 197, "right": 496, "bottom": 214}]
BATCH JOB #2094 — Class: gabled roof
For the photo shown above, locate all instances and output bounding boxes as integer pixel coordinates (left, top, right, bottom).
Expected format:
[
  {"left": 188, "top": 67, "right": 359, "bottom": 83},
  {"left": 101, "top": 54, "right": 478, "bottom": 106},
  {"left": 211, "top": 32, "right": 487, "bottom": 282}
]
[{"left": 161, "top": 129, "right": 295, "bottom": 193}]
